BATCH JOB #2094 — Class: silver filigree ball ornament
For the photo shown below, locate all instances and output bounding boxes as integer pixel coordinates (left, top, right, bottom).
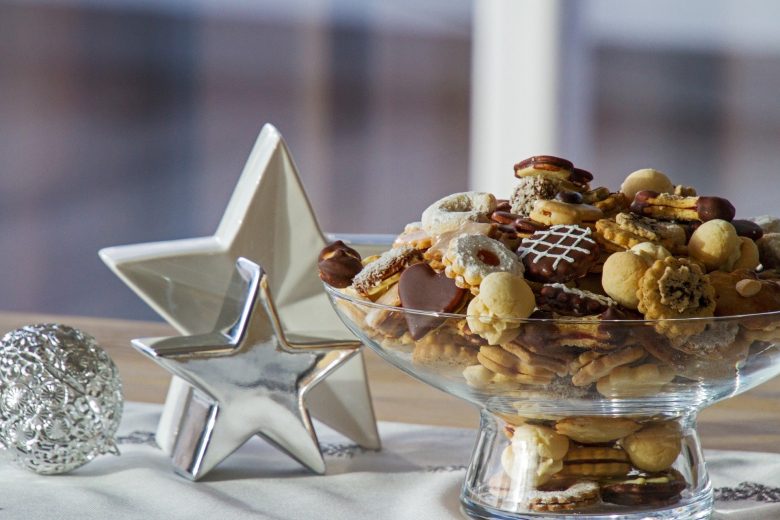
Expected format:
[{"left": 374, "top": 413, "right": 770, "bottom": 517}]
[{"left": 0, "top": 324, "right": 123, "bottom": 474}]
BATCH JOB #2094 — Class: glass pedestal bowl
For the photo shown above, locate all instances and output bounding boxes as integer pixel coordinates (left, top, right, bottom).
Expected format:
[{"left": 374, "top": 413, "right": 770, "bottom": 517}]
[{"left": 325, "top": 283, "right": 780, "bottom": 520}]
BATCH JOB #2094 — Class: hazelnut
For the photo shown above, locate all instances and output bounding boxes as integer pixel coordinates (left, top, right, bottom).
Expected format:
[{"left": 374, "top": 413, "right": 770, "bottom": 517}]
[{"left": 736, "top": 278, "right": 762, "bottom": 298}]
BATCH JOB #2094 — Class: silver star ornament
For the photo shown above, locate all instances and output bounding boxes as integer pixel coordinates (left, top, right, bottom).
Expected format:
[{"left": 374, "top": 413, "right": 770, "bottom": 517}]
[
  {"left": 132, "top": 258, "right": 360, "bottom": 479},
  {"left": 100, "top": 124, "right": 384, "bottom": 465}
]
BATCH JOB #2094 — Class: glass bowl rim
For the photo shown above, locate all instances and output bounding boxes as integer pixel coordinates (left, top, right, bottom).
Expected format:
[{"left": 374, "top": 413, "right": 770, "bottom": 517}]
[{"left": 324, "top": 282, "right": 780, "bottom": 325}]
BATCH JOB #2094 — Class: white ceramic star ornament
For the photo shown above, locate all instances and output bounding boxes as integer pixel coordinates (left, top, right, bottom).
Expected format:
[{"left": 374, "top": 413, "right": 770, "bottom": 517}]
[
  {"left": 133, "top": 258, "right": 360, "bottom": 479},
  {"left": 100, "top": 124, "right": 382, "bottom": 461}
]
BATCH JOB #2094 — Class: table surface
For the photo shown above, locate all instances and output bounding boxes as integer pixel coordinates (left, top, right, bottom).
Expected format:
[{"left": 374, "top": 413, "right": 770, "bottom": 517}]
[{"left": 2, "top": 311, "right": 779, "bottom": 453}]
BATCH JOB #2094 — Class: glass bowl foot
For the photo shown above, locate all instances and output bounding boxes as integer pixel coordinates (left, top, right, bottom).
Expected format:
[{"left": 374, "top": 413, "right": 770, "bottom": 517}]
[{"left": 460, "top": 409, "right": 713, "bottom": 519}]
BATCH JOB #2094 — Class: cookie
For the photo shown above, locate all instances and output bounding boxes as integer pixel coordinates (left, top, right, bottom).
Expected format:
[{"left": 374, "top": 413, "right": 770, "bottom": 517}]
[
  {"left": 748, "top": 215, "right": 780, "bottom": 234},
  {"left": 601, "top": 251, "right": 649, "bottom": 309},
  {"left": 509, "top": 175, "right": 563, "bottom": 216},
  {"left": 560, "top": 446, "right": 631, "bottom": 477},
  {"left": 475, "top": 348, "right": 554, "bottom": 385},
  {"left": 569, "top": 345, "right": 646, "bottom": 387},
  {"left": 397, "top": 262, "right": 467, "bottom": 340},
  {"left": 502, "top": 339, "right": 572, "bottom": 377},
  {"left": 636, "top": 256, "right": 716, "bottom": 344},
  {"left": 411, "top": 329, "right": 479, "bottom": 368},
  {"left": 601, "top": 470, "right": 686, "bottom": 507},
  {"left": 688, "top": 219, "right": 741, "bottom": 272},
  {"left": 462, "top": 364, "right": 550, "bottom": 389},
  {"left": 392, "top": 221, "right": 433, "bottom": 250},
  {"left": 709, "top": 269, "right": 780, "bottom": 317},
  {"left": 536, "top": 284, "right": 615, "bottom": 316},
  {"left": 443, "top": 234, "right": 524, "bottom": 294},
  {"left": 518, "top": 225, "right": 600, "bottom": 283},
  {"left": 732, "top": 219, "right": 764, "bottom": 241},
  {"left": 421, "top": 191, "right": 497, "bottom": 236},
  {"left": 530, "top": 199, "right": 603, "bottom": 227},
  {"left": 630, "top": 191, "right": 735, "bottom": 222},
  {"left": 466, "top": 272, "right": 535, "bottom": 345},
  {"left": 642, "top": 332, "right": 749, "bottom": 380},
  {"left": 629, "top": 241, "right": 672, "bottom": 265},
  {"left": 593, "top": 191, "right": 629, "bottom": 217},
  {"left": 502, "top": 423, "right": 570, "bottom": 486},
  {"left": 596, "top": 213, "right": 686, "bottom": 252},
  {"left": 318, "top": 240, "right": 363, "bottom": 288},
  {"left": 364, "top": 283, "right": 407, "bottom": 338},
  {"left": 527, "top": 481, "right": 600, "bottom": 512},
  {"left": 490, "top": 210, "right": 550, "bottom": 238},
  {"left": 478, "top": 346, "right": 556, "bottom": 379},
  {"left": 516, "top": 310, "right": 639, "bottom": 352},
  {"left": 423, "top": 221, "right": 496, "bottom": 270},
  {"left": 514, "top": 155, "right": 574, "bottom": 181},
  {"left": 352, "top": 245, "right": 422, "bottom": 298},
  {"left": 596, "top": 363, "right": 676, "bottom": 398},
  {"left": 674, "top": 320, "right": 740, "bottom": 358},
  {"left": 620, "top": 168, "right": 674, "bottom": 199},
  {"left": 757, "top": 233, "right": 780, "bottom": 269},
  {"left": 621, "top": 421, "right": 682, "bottom": 472},
  {"left": 732, "top": 237, "right": 760, "bottom": 271},
  {"left": 674, "top": 184, "right": 698, "bottom": 197},
  {"left": 555, "top": 416, "right": 641, "bottom": 444}
]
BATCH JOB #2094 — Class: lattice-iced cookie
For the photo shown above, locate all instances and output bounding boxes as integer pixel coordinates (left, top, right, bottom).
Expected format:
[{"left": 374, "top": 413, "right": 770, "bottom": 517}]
[
  {"left": 518, "top": 225, "right": 600, "bottom": 283},
  {"left": 636, "top": 257, "right": 716, "bottom": 344}
]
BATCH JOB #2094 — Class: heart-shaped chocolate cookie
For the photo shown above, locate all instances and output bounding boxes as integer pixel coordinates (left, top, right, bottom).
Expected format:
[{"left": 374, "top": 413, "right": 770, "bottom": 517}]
[{"left": 398, "top": 263, "right": 467, "bottom": 340}]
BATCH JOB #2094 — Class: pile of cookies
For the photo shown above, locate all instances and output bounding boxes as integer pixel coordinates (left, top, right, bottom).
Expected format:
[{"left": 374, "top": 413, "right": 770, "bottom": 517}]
[
  {"left": 319, "top": 156, "right": 780, "bottom": 391},
  {"left": 496, "top": 417, "right": 686, "bottom": 511}
]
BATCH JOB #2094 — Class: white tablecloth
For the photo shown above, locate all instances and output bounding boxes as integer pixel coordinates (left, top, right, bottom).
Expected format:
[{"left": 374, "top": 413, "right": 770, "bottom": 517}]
[{"left": 0, "top": 402, "right": 778, "bottom": 519}]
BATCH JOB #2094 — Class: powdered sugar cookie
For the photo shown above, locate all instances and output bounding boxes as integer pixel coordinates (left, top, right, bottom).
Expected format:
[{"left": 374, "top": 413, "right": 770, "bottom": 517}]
[
  {"left": 443, "top": 234, "right": 523, "bottom": 294},
  {"left": 421, "top": 191, "right": 497, "bottom": 236}
]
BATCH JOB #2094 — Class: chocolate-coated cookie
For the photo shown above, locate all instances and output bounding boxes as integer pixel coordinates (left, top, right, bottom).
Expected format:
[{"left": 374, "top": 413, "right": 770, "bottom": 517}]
[
  {"left": 398, "top": 263, "right": 467, "bottom": 340},
  {"left": 600, "top": 469, "right": 686, "bottom": 506},
  {"left": 536, "top": 284, "right": 615, "bottom": 316},
  {"left": 318, "top": 241, "right": 363, "bottom": 288},
  {"left": 517, "top": 225, "right": 600, "bottom": 283}
]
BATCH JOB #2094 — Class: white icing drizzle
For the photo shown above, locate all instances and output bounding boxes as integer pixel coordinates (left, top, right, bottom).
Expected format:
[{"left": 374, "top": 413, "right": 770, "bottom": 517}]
[{"left": 519, "top": 225, "right": 596, "bottom": 270}]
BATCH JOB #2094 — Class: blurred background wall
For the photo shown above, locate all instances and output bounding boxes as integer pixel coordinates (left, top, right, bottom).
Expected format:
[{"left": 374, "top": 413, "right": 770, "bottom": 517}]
[{"left": 1, "top": 0, "right": 779, "bottom": 320}]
